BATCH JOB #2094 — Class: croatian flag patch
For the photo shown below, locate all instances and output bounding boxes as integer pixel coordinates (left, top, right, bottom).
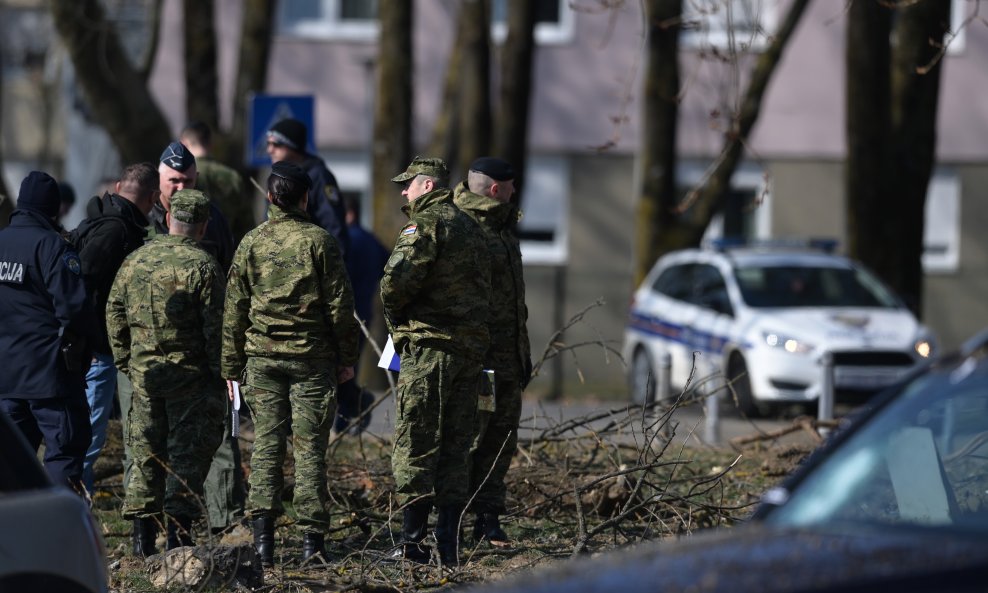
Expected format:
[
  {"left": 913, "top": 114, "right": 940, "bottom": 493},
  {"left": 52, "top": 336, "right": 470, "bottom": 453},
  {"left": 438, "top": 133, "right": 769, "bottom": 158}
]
[{"left": 401, "top": 225, "right": 417, "bottom": 236}]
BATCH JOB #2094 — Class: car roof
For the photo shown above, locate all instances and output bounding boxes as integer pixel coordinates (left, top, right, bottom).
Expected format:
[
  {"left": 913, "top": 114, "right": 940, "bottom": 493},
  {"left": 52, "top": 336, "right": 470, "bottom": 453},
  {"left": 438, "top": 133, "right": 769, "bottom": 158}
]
[{"left": 659, "top": 246, "right": 855, "bottom": 269}]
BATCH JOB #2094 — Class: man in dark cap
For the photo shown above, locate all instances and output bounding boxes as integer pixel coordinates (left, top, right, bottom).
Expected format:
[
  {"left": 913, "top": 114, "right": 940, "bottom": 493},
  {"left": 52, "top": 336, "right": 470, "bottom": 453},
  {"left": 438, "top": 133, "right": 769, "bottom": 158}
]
[
  {"left": 266, "top": 118, "right": 349, "bottom": 257},
  {"left": 0, "top": 171, "right": 98, "bottom": 491},
  {"left": 453, "top": 157, "right": 532, "bottom": 546},
  {"left": 152, "top": 141, "right": 235, "bottom": 271},
  {"left": 107, "top": 189, "right": 226, "bottom": 556},
  {"left": 381, "top": 156, "right": 492, "bottom": 567}
]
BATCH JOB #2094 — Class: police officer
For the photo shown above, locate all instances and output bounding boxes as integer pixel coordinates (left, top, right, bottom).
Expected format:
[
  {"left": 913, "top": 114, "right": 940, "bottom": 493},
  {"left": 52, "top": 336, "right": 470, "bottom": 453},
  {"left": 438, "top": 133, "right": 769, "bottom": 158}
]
[
  {"left": 221, "top": 161, "right": 360, "bottom": 566},
  {"left": 0, "top": 171, "right": 98, "bottom": 491},
  {"left": 381, "top": 157, "right": 492, "bottom": 566},
  {"left": 453, "top": 157, "right": 532, "bottom": 545},
  {"left": 266, "top": 118, "right": 350, "bottom": 258},
  {"left": 106, "top": 189, "right": 226, "bottom": 557}
]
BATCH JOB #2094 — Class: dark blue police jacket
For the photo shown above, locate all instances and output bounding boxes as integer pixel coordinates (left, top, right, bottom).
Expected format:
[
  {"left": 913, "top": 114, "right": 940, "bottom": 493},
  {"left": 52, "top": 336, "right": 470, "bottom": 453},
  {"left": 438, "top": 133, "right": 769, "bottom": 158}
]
[
  {"left": 301, "top": 154, "right": 350, "bottom": 259},
  {"left": 0, "top": 209, "right": 96, "bottom": 399}
]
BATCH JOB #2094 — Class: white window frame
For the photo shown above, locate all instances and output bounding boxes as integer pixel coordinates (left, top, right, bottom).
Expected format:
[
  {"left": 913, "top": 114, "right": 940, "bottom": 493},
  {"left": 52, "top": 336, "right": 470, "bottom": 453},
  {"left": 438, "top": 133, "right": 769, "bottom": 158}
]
[
  {"left": 922, "top": 170, "right": 960, "bottom": 274},
  {"left": 518, "top": 155, "right": 570, "bottom": 265},
  {"left": 946, "top": 0, "right": 970, "bottom": 55},
  {"left": 679, "top": 161, "right": 771, "bottom": 243},
  {"left": 277, "top": 0, "right": 378, "bottom": 41},
  {"left": 681, "top": 0, "right": 778, "bottom": 50},
  {"left": 491, "top": 0, "right": 576, "bottom": 45}
]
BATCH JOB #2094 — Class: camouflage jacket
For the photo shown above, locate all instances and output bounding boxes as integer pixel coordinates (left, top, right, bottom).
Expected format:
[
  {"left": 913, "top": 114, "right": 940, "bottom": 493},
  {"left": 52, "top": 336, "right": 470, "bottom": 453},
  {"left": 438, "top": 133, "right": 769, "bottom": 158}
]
[
  {"left": 106, "top": 234, "right": 225, "bottom": 396},
  {"left": 380, "top": 188, "right": 491, "bottom": 361},
  {"left": 453, "top": 183, "right": 531, "bottom": 377},
  {"left": 221, "top": 203, "right": 359, "bottom": 378}
]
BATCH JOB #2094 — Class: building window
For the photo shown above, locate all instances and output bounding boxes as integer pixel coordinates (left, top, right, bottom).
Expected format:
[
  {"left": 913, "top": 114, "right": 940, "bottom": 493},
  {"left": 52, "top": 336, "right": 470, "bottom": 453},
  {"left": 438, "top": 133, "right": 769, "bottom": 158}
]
[
  {"left": 277, "top": 0, "right": 379, "bottom": 40},
  {"left": 678, "top": 161, "right": 771, "bottom": 244},
  {"left": 518, "top": 156, "right": 570, "bottom": 265},
  {"left": 922, "top": 170, "right": 960, "bottom": 273},
  {"left": 681, "top": 0, "right": 777, "bottom": 50},
  {"left": 491, "top": 0, "right": 575, "bottom": 45}
]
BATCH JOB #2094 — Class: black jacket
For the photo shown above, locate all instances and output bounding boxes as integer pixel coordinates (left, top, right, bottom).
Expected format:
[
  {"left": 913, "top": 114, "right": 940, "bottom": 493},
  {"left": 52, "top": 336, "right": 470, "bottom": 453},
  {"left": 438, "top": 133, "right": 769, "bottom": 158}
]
[
  {"left": 301, "top": 154, "right": 350, "bottom": 259},
  {"left": 72, "top": 193, "right": 149, "bottom": 354},
  {"left": 0, "top": 209, "right": 97, "bottom": 399}
]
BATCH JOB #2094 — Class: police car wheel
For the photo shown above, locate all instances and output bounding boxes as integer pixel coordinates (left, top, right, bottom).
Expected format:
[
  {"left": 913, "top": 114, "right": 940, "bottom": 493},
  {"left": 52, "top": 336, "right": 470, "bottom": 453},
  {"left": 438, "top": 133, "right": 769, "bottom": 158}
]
[
  {"left": 727, "top": 353, "right": 763, "bottom": 418},
  {"left": 629, "top": 347, "right": 656, "bottom": 405}
]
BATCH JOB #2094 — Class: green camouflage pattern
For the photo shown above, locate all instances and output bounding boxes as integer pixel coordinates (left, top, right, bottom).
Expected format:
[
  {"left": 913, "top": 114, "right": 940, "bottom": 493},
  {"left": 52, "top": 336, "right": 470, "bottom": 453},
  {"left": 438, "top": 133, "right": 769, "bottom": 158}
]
[
  {"left": 453, "top": 182, "right": 532, "bottom": 514},
  {"left": 391, "top": 345, "right": 481, "bottom": 507},
  {"left": 220, "top": 204, "right": 359, "bottom": 380},
  {"left": 195, "top": 156, "right": 254, "bottom": 241},
  {"left": 242, "top": 356, "right": 336, "bottom": 529},
  {"left": 380, "top": 188, "right": 492, "bottom": 360},
  {"left": 452, "top": 183, "right": 531, "bottom": 375},
  {"left": 106, "top": 234, "right": 225, "bottom": 396},
  {"left": 122, "top": 387, "right": 224, "bottom": 520}
]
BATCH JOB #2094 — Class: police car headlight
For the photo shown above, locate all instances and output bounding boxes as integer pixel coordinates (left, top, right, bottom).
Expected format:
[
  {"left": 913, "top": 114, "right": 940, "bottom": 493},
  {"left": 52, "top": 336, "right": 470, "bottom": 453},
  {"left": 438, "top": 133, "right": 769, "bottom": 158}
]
[
  {"left": 763, "top": 331, "right": 814, "bottom": 355},
  {"left": 914, "top": 339, "right": 933, "bottom": 359}
]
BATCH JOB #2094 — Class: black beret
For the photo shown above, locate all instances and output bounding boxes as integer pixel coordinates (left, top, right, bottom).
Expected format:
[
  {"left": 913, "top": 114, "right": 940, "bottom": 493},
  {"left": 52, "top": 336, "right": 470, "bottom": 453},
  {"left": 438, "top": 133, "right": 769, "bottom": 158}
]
[
  {"left": 469, "top": 157, "right": 514, "bottom": 181},
  {"left": 270, "top": 161, "right": 311, "bottom": 190},
  {"left": 160, "top": 141, "right": 196, "bottom": 172}
]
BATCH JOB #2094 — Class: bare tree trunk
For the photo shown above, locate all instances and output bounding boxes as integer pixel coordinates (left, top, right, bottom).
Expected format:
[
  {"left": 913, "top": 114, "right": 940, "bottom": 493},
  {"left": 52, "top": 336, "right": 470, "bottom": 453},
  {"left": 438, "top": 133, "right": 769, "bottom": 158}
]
[
  {"left": 885, "top": 0, "right": 951, "bottom": 314},
  {"left": 426, "top": 20, "right": 466, "bottom": 162},
  {"left": 635, "top": 0, "right": 683, "bottom": 285},
  {"left": 50, "top": 0, "right": 172, "bottom": 164},
  {"left": 454, "top": 0, "right": 492, "bottom": 184},
  {"left": 689, "top": 0, "right": 812, "bottom": 245},
  {"left": 225, "top": 0, "right": 277, "bottom": 168},
  {"left": 372, "top": 0, "right": 414, "bottom": 242},
  {"left": 845, "top": 0, "right": 892, "bottom": 281},
  {"left": 494, "top": 0, "right": 536, "bottom": 209},
  {"left": 184, "top": 0, "right": 219, "bottom": 131}
]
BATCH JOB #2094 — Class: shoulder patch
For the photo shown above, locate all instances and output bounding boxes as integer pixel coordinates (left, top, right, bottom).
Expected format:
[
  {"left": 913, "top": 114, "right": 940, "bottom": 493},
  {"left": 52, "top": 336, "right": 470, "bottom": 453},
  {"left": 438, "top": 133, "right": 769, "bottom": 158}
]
[
  {"left": 324, "top": 185, "right": 341, "bottom": 205},
  {"left": 62, "top": 252, "right": 82, "bottom": 276},
  {"left": 401, "top": 224, "right": 418, "bottom": 236}
]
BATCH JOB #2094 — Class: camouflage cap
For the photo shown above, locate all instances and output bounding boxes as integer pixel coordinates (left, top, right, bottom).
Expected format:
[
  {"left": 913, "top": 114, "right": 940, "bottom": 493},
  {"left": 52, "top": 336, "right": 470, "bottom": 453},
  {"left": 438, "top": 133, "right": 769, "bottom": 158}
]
[
  {"left": 391, "top": 156, "right": 449, "bottom": 184},
  {"left": 169, "top": 189, "right": 210, "bottom": 224}
]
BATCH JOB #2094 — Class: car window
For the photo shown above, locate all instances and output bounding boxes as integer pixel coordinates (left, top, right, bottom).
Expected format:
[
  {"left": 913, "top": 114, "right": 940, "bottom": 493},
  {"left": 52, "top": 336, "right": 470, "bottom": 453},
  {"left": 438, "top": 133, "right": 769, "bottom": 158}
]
[
  {"left": 651, "top": 264, "right": 694, "bottom": 301},
  {"left": 735, "top": 265, "right": 900, "bottom": 309},
  {"left": 692, "top": 264, "right": 732, "bottom": 315},
  {"left": 764, "top": 354, "right": 988, "bottom": 535}
]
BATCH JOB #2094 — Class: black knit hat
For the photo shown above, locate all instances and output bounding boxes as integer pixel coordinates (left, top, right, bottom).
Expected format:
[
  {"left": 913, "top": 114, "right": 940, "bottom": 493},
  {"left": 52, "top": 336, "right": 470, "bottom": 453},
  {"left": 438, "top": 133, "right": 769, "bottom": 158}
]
[
  {"left": 267, "top": 118, "right": 308, "bottom": 152},
  {"left": 270, "top": 161, "right": 311, "bottom": 190},
  {"left": 17, "top": 171, "right": 61, "bottom": 219}
]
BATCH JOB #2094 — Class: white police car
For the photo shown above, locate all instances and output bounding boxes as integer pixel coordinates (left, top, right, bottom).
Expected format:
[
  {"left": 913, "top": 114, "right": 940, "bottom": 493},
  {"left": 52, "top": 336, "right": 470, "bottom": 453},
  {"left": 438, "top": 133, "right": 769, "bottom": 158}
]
[{"left": 623, "top": 241, "right": 937, "bottom": 415}]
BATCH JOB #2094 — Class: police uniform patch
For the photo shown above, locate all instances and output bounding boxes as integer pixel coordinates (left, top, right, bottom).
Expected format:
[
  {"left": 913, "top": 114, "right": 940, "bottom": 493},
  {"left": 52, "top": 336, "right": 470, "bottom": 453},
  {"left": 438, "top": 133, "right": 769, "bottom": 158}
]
[
  {"left": 63, "top": 252, "right": 82, "bottom": 275},
  {"left": 324, "top": 185, "right": 341, "bottom": 205}
]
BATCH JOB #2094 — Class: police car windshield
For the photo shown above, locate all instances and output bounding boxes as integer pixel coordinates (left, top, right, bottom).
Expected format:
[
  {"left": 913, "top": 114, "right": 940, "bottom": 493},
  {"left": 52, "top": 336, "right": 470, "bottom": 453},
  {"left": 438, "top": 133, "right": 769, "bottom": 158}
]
[{"left": 735, "top": 265, "right": 901, "bottom": 309}]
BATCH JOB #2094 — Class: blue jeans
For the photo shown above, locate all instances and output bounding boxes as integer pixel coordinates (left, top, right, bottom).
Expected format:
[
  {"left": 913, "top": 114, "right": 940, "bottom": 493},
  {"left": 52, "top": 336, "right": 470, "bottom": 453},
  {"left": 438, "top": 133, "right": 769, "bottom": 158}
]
[{"left": 83, "top": 352, "right": 118, "bottom": 494}]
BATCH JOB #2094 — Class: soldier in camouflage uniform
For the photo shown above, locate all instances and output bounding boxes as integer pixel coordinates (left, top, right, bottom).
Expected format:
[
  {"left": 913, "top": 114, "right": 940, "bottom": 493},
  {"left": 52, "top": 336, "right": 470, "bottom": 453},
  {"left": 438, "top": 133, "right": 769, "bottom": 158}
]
[
  {"left": 381, "top": 157, "right": 492, "bottom": 566},
  {"left": 221, "top": 161, "right": 359, "bottom": 566},
  {"left": 106, "top": 190, "right": 226, "bottom": 557},
  {"left": 453, "top": 158, "right": 532, "bottom": 546}
]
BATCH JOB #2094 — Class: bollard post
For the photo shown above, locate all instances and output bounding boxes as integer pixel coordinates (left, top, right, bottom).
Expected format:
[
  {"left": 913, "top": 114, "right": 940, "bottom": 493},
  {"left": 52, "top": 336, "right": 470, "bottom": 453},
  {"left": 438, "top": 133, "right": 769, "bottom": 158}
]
[
  {"left": 818, "top": 351, "right": 834, "bottom": 431},
  {"left": 704, "top": 392, "right": 720, "bottom": 444},
  {"left": 657, "top": 351, "right": 672, "bottom": 403}
]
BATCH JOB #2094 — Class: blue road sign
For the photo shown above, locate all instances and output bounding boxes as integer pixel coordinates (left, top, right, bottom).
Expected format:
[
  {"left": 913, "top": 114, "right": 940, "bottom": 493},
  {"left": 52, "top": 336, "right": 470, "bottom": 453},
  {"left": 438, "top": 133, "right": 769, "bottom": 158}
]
[{"left": 246, "top": 94, "right": 315, "bottom": 167}]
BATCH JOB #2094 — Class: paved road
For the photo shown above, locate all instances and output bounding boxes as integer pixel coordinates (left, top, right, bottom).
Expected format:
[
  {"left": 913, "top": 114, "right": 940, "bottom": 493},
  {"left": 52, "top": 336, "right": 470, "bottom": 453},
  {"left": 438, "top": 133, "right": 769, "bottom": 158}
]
[{"left": 355, "top": 392, "right": 831, "bottom": 450}]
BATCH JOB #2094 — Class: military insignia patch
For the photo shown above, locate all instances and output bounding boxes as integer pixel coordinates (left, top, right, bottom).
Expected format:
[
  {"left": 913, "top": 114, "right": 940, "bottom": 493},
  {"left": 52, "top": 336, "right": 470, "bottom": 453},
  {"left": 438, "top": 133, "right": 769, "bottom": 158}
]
[
  {"left": 401, "top": 225, "right": 418, "bottom": 236},
  {"left": 63, "top": 253, "right": 82, "bottom": 275}
]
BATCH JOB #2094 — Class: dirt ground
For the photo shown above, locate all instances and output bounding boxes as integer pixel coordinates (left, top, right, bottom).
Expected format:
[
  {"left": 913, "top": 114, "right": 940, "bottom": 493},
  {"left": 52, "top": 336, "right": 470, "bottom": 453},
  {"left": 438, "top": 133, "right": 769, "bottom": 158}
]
[{"left": 92, "top": 402, "right": 820, "bottom": 592}]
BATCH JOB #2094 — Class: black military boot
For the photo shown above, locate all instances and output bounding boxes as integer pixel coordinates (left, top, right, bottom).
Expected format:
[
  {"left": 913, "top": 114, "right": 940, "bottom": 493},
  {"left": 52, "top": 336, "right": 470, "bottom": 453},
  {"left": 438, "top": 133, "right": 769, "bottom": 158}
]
[
  {"left": 132, "top": 517, "right": 159, "bottom": 558},
  {"left": 166, "top": 516, "right": 195, "bottom": 550},
  {"left": 252, "top": 515, "right": 275, "bottom": 567},
  {"left": 435, "top": 506, "right": 464, "bottom": 568},
  {"left": 301, "top": 532, "right": 328, "bottom": 563},
  {"left": 399, "top": 501, "right": 432, "bottom": 563},
  {"left": 473, "top": 512, "right": 509, "bottom": 544}
]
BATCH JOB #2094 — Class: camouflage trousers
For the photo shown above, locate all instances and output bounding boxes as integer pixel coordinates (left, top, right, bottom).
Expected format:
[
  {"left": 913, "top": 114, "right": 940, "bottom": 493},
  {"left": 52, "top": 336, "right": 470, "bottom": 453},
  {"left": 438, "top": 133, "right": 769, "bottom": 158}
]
[
  {"left": 469, "top": 371, "right": 524, "bottom": 514},
  {"left": 122, "top": 383, "right": 225, "bottom": 521},
  {"left": 392, "top": 343, "right": 481, "bottom": 507},
  {"left": 243, "top": 356, "right": 337, "bottom": 530}
]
